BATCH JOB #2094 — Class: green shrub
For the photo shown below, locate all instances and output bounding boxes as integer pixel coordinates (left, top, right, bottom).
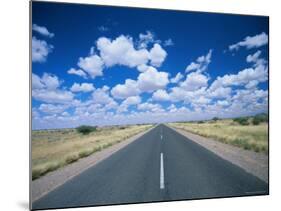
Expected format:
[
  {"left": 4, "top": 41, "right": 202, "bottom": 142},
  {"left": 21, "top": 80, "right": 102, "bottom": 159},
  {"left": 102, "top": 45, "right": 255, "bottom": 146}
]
[
  {"left": 76, "top": 125, "right": 97, "bottom": 135},
  {"left": 233, "top": 117, "right": 249, "bottom": 125},
  {"left": 212, "top": 117, "right": 219, "bottom": 121},
  {"left": 252, "top": 113, "right": 268, "bottom": 125}
]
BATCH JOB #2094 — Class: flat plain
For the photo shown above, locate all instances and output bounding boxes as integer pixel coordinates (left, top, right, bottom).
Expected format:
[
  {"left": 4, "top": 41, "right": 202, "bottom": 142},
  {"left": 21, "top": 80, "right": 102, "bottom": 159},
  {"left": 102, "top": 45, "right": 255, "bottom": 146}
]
[{"left": 32, "top": 124, "right": 153, "bottom": 180}]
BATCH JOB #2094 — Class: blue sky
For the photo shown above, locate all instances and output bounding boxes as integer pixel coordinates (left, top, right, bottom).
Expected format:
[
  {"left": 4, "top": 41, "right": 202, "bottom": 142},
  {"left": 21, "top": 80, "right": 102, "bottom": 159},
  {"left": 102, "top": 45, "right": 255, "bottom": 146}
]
[{"left": 32, "top": 2, "right": 269, "bottom": 129}]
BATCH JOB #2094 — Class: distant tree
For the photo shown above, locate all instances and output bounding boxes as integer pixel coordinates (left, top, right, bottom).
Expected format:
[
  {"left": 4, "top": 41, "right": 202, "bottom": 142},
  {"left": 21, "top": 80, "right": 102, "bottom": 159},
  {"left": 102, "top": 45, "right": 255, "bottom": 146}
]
[
  {"left": 76, "top": 125, "right": 97, "bottom": 135},
  {"left": 233, "top": 117, "right": 249, "bottom": 125},
  {"left": 252, "top": 113, "right": 268, "bottom": 125},
  {"left": 212, "top": 117, "right": 219, "bottom": 121}
]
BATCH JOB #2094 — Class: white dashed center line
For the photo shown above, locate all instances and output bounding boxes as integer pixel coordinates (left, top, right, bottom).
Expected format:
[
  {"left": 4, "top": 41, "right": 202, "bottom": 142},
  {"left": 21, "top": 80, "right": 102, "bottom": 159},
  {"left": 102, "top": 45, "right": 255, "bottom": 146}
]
[{"left": 160, "top": 153, "right": 165, "bottom": 189}]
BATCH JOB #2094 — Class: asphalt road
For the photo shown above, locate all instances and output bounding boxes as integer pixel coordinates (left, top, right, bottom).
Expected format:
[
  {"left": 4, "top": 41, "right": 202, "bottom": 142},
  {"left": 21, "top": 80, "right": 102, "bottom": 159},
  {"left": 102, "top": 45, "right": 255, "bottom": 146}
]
[{"left": 32, "top": 124, "right": 268, "bottom": 210}]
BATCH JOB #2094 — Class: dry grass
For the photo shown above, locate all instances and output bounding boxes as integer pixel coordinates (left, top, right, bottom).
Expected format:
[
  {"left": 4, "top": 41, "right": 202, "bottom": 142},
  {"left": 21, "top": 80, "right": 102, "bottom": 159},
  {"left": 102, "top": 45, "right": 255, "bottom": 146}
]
[
  {"left": 169, "top": 119, "right": 268, "bottom": 154},
  {"left": 32, "top": 124, "right": 153, "bottom": 180}
]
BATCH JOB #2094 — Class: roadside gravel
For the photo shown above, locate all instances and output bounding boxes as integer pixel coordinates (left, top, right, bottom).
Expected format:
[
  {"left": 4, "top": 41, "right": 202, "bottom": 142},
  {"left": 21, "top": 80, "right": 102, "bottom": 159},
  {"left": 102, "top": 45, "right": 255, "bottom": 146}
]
[{"left": 169, "top": 125, "right": 268, "bottom": 183}]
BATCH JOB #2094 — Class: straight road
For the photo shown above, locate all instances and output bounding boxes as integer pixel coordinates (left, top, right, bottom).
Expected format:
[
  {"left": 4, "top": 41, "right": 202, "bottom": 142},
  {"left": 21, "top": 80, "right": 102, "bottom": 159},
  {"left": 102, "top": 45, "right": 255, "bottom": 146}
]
[{"left": 32, "top": 124, "right": 268, "bottom": 210}]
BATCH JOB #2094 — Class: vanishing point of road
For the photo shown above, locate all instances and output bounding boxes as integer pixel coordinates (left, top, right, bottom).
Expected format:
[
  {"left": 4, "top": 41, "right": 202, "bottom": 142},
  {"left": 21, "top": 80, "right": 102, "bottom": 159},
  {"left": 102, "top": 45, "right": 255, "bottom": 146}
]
[{"left": 32, "top": 124, "right": 268, "bottom": 210}]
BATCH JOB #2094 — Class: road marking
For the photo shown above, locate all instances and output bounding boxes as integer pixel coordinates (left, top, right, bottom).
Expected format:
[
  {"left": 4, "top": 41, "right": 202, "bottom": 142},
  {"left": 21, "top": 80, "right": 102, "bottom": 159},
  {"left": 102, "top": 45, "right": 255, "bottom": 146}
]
[
  {"left": 161, "top": 135, "right": 163, "bottom": 140},
  {"left": 160, "top": 153, "right": 165, "bottom": 189}
]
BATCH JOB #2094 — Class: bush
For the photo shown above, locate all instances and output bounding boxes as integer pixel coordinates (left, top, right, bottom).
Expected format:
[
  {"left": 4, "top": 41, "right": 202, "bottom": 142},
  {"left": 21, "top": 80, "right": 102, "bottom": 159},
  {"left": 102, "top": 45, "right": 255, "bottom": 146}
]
[
  {"left": 233, "top": 117, "right": 249, "bottom": 125},
  {"left": 76, "top": 125, "right": 97, "bottom": 135},
  {"left": 212, "top": 117, "right": 219, "bottom": 121},
  {"left": 252, "top": 113, "right": 268, "bottom": 125},
  {"left": 65, "top": 154, "right": 79, "bottom": 164}
]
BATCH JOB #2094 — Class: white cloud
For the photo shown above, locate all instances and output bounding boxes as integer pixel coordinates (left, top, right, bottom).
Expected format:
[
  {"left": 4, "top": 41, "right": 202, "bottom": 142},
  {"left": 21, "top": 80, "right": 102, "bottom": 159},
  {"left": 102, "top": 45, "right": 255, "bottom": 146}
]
[
  {"left": 32, "top": 89, "right": 74, "bottom": 104},
  {"left": 67, "top": 68, "right": 87, "bottom": 78},
  {"left": 171, "top": 72, "right": 183, "bottom": 83},
  {"left": 32, "top": 72, "right": 60, "bottom": 90},
  {"left": 32, "top": 24, "right": 54, "bottom": 38},
  {"left": 185, "top": 49, "right": 212, "bottom": 73},
  {"left": 149, "top": 43, "right": 167, "bottom": 67},
  {"left": 152, "top": 89, "right": 170, "bottom": 101},
  {"left": 246, "top": 50, "right": 266, "bottom": 67},
  {"left": 192, "top": 96, "right": 211, "bottom": 105},
  {"left": 97, "top": 35, "right": 167, "bottom": 69},
  {"left": 97, "top": 35, "right": 150, "bottom": 68},
  {"left": 77, "top": 54, "right": 104, "bottom": 78},
  {"left": 209, "top": 64, "right": 268, "bottom": 90},
  {"left": 137, "top": 102, "right": 162, "bottom": 112},
  {"left": 246, "top": 50, "right": 262, "bottom": 63},
  {"left": 32, "top": 73, "right": 45, "bottom": 89},
  {"left": 137, "top": 64, "right": 149, "bottom": 72},
  {"left": 39, "top": 103, "right": 68, "bottom": 114},
  {"left": 70, "top": 83, "right": 95, "bottom": 92},
  {"left": 137, "top": 66, "right": 169, "bottom": 92},
  {"left": 229, "top": 32, "right": 268, "bottom": 51},
  {"left": 164, "top": 39, "right": 174, "bottom": 46},
  {"left": 111, "top": 79, "right": 140, "bottom": 99},
  {"left": 245, "top": 80, "right": 259, "bottom": 89},
  {"left": 217, "top": 100, "right": 230, "bottom": 107},
  {"left": 32, "top": 73, "right": 74, "bottom": 104},
  {"left": 41, "top": 73, "right": 60, "bottom": 90},
  {"left": 112, "top": 66, "right": 169, "bottom": 99},
  {"left": 180, "top": 72, "right": 209, "bottom": 91},
  {"left": 122, "top": 96, "right": 141, "bottom": 106},
  {"left": 208, "top": 87, "right": 232, "bottom": 99},
  {"left": 32, "top": 36, "right": 53, "bottom": 62},
  {"left": 138, "top": 31, "right": 155, "bottom": 48},
  {"left": 118, "top": 96, "right": 141, "bottom": 113},
  {"left": 92, "top": 86, "right": 116, "bottom": 105}
]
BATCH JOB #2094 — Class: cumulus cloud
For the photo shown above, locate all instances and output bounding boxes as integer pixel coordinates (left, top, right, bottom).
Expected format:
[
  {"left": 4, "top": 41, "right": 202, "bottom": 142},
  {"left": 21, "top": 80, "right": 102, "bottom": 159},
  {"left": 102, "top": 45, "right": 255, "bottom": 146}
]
[
  {"left": 32, "top": 89, "right": 74, "bottom": 104},
  {"left": 137, "top": 102, "right": 162, "bottom": 112},
  {"left": 32, "top": 24, "right": 54, "bottom": 38},
  {"left": 152, "top": 89, "right": 170, "bottom": 101},
  {"left": 185, "top": 49, "right": 212, "bottom": 73},
  {"left": 67, "top": 68, "right": 87, "bottom": 78},
  {"left": 92, "top": 86, "right": 116, "bottom": 106},
  {"left": 246, "top": 50, "right": 266, "bottom": 67},
  {"left": 209, "top": 65, "right": 268, "bottom": 90},
  {"left": 32, "top": 73, "right": 74, "bottom": 104},
  {"left": 138, "top": 30, "right": 155, "bottom": 48},
  {"left": 118, "top": 96, "right": 141, "bottom": 113},
  {"left": 70, "top": 83, "right": 95, "bottom": 92},
  {"left": 39, "top": 103, "right": 68, "bottom": 114},
  {"left": 111, "top": 79, "right": 140, "bottom": 99},
  {"left": 180, "top": 72, "right": 209, "bottom": 91},
  {"left": 137, "top": 66, "right": 169, "bottom": 92},
  {"left": 97, "top": 35, "right": 150, "bottom": 68},
  {"left": 77, "top": 54, "right": 104, "bottom": 78},
  {"left": 32, "top": 36, "right": 53, "bottom": 62},
  {"left": 171, "top": 72, "right": 183, "bottom": 83},
  {"left": 229, "top": 32, "right": 268, "bottom": 51},
  {"left": 149, "top": 43, "right": 167, "bottom": 67},
  {"left": 32, "top": 72, "right": 60, "bottom": 90},
  {"left": 164, "top": 38, "right": 174, "bottom": 46},
  {"left": 208, "top": 86, "right": 232, "bottom": 99},
  {"left": 111, "top": 66, "right": 169, "bottom": 98},
  {"left": 122, "top": 96, "right": 141, "bottom": 105}
]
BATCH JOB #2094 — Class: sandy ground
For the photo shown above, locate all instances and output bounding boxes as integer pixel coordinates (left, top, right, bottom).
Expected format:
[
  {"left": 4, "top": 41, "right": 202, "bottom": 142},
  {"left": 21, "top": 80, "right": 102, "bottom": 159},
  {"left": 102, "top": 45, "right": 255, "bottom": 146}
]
[
  {"left": 168, "top": 125, "right": 268, "bottom": 183},
  {"left": 31, "top": 126, "right": 154, "bottom": 202}
]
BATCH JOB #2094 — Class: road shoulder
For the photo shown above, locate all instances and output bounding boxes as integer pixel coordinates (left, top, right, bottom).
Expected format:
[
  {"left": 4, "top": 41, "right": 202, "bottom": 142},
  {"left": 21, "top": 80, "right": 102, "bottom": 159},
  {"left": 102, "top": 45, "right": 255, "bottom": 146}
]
[
  {"left": 32, "top": 126, "right": 154, "bottom": 203},
  {"left": 167, "top": 125, "right": 268, "bottom": 183}
]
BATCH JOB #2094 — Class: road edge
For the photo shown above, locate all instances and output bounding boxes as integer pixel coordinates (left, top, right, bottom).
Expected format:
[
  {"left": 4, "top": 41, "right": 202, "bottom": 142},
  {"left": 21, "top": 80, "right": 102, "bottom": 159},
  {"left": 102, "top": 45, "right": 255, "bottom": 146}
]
[
  {"left": 31, "top": 125, "right": 155, "bottom": 204},
  {"left": 166, "top": 124, "right": 268, "bottom": 183}
]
